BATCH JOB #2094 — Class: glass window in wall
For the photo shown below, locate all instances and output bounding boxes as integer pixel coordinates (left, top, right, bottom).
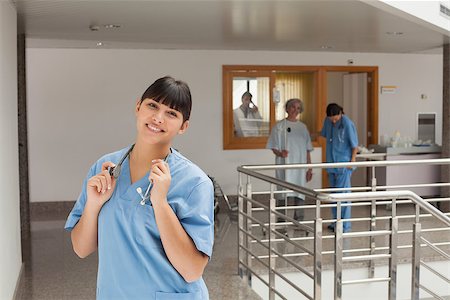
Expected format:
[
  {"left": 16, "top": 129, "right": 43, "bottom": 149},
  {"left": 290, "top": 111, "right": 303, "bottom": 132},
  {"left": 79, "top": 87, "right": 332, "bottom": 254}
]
[{"left": 232, "top": 77, "right": 271, "bottom": 137}]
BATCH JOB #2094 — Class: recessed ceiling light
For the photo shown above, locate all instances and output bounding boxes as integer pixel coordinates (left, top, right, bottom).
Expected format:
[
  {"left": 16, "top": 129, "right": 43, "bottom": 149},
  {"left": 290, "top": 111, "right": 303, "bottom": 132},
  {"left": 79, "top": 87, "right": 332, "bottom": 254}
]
[
  {"left": 89, "top": 25, "right": 100, "bottom": 32},
  {"left": 96, "top": 42, "right": 104, "bottom": 47},
  {"left": 104, "top": 24, "right": 121, "bottom": 29},
  {"left": 386, "top": 31, "right": 404, "bottom": 35}
]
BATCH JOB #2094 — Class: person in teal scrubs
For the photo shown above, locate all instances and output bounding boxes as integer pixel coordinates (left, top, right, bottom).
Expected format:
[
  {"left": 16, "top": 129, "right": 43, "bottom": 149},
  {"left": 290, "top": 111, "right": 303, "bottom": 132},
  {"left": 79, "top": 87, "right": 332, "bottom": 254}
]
[
  {"left": 65, "top": 76, "right": 214, "bottom": 299},
  {"left": 320, "top": 103, "right": 358, "bottom": 233}
]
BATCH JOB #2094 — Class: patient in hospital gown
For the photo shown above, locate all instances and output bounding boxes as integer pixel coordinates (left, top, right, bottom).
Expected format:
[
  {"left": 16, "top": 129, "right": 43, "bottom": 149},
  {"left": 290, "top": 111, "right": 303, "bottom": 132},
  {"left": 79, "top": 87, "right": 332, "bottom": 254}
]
[{"left": 266, "top": 98, "right": 313, "bottom": 223}]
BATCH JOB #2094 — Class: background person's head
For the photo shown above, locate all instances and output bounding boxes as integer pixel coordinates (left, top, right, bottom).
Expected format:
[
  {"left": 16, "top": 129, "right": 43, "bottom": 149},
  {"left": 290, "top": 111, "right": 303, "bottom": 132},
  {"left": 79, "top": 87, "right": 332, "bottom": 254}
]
[
  {"left": 285, "top": 98, "right": 303, "bottom": 120},
  {"left": 241, "top": 91, "right": 253, "bottom": 107},
  {"left": 140, "top": 76, "right": 192, "bottom": 123},
  {"left": 326, "top": 103, "right": 343, "bottom": 124}
]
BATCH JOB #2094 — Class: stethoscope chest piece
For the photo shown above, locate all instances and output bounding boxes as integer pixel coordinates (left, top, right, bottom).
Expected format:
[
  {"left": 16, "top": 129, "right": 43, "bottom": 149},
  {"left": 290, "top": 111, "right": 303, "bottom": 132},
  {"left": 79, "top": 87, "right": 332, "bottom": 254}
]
[
  {"left": 112, "top": 165, "right": 121, "bottom": 179},
  {"left": 136, "top": 186, "right": 150, "bottom": 205}
]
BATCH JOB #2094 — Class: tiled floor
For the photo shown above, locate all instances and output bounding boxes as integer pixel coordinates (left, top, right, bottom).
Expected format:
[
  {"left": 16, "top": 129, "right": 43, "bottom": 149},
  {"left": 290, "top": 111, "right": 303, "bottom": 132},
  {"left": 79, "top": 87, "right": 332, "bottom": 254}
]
[
  {"left": 14, "top": 199, "right": 449, "bottom": 300},
  {"left": 15, "top": 208, "right": 261, "bottom": 300}
]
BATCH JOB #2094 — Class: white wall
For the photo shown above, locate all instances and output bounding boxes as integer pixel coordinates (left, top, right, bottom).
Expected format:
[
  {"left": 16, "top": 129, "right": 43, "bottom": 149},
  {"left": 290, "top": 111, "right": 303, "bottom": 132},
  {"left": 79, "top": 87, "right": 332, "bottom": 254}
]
[
  {"left": 26, "top": 48, "right": 443, "bottom": 203},
  {"left": 0, "top": 2, "right": 22, "bottom": 299}
]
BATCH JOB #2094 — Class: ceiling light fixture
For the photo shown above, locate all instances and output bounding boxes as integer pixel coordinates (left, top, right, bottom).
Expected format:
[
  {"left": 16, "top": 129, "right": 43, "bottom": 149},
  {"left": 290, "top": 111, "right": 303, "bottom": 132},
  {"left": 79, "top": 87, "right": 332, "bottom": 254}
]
[
  {"left": 386, "top": 31, "right": 404, "bottom": 35},
  {"left": 104, "top": 24, "right": 121, "bottom": 29},
  {"left": 96, "top": 42, "right": 104, "bottom": 47},
  {"left": 89, "top": 25, "right": 100, "bottom": 32},
  {"left": 320, "top": 45, "right": 333, "bottom": 50}
]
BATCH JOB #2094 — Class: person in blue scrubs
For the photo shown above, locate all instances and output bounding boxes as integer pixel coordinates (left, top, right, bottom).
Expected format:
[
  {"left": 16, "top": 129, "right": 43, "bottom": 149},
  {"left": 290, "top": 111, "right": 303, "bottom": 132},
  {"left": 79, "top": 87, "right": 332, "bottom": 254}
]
[
  {"left": 320, "top": 103, "right": 358, "bottom": 233},
  {"left": 65, "top": 76, "right": 214, "bottom": 299}
]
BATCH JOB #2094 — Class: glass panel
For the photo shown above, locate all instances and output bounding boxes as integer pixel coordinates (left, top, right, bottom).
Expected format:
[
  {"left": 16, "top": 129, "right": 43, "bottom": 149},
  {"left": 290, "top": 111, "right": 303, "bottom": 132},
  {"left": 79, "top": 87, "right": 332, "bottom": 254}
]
[
  {"left": 273, "top": 72, "right": 316, "bottom": 133},
  {"left": 232, "top": 77, "right": 270, "bottom": 137}
]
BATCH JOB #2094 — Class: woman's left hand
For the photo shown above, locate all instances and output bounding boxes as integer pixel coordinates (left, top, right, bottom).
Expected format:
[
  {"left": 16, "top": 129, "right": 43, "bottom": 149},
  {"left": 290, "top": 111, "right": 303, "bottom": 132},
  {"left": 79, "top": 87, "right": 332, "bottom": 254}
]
[
  {"left": 306, "top": 169, "right": 313, "bottom": 182},
  {"left": 149, "top": 159, "right": 171, "bottom": 205}
]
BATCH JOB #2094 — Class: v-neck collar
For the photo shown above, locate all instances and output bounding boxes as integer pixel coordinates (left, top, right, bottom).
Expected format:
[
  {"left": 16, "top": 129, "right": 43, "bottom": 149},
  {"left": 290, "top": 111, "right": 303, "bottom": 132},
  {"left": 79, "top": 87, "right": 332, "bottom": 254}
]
[{"left": 118, "top": 147, "right": 173, "bottom": 202}]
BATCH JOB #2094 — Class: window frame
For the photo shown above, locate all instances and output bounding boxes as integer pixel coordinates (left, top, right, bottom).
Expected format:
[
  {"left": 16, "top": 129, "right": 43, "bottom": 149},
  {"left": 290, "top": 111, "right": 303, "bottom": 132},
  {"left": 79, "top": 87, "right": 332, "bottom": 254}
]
[{"left": 222, "top": 65, "right": 378, "bottom": 150}]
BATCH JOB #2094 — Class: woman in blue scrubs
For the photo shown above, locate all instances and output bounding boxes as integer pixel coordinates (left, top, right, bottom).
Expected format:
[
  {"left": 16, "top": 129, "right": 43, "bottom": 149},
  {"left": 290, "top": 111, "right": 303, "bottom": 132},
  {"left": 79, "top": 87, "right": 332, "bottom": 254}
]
[
  {"left": 320, "top": 103, "right": 358, "bottom": 233},
  {"left": 65, "top": 76, "right": 214, "bottom": 299}
]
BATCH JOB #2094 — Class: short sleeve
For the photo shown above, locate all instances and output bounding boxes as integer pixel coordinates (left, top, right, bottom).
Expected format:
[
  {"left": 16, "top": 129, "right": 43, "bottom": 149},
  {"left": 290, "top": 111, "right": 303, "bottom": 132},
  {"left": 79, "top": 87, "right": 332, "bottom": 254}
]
[
  {"left": 266, "top": 123, "right": 280, "bottom": 150},
  {"left": 64, "top": 164, "right": 97, "bottom": 231},
  {"left": 347, "top": 120, "right": 359, "bottom": 149},
  {"left": 177, "top": 180, "right": 215, "bottom": 258},
  {"left": 320, "top": 118, "right": 328, "bottom": 138}
]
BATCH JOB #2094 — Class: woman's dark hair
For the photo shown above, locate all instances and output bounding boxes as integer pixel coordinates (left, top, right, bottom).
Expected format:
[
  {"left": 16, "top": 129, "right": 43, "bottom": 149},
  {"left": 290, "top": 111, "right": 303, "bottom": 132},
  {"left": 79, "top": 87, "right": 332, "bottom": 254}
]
[
  {"left": 326, "top": 103, "right": 344, "bottom": 117},
  {"left": 242, "top": 91, "right": 252, "bottom": 99},
  {"left": 140, "top": 76, "right": 192, "bottom": 122}
]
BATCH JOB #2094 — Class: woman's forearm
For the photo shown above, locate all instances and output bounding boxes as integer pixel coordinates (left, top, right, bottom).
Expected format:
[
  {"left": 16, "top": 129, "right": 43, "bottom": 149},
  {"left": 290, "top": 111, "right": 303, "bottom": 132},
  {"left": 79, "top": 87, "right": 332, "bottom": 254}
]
[
  {"left": 71, "top": 201, "right": 102, "bottom": 258},
  {"left": 152, "top": 201, "right": 208, "bottom": 283}
]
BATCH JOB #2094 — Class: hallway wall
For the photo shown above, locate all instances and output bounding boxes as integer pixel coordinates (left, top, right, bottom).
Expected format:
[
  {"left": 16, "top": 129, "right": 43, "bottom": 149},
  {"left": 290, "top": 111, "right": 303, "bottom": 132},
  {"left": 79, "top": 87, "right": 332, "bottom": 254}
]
[
  {"left": 0, "top": 2, "right": 22, "bottom": 299},
  {"left": 26, "top": 47, "right": 443, "bottom": 202}
]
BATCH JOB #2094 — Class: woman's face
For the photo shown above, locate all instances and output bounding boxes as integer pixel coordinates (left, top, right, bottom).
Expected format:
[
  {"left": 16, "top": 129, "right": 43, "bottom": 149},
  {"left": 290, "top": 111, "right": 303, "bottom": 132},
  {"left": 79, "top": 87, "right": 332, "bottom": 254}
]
[
  {"left": 135, "top": 98, "right": 189, "bottom": 146},
  {"left": 328, "top": 113, "right": 342, "bottom": 125},
  {"left": 241, "top": 95, "right": 252, "bottom": 107},
  {"left": 286, "top": 101, "right": 301, "bottom": 119}
]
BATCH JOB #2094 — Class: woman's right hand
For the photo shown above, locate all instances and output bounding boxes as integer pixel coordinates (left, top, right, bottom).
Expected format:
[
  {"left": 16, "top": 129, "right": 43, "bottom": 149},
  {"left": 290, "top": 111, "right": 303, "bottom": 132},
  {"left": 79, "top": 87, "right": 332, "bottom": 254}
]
[
  {"left": 280, "top": 150, "right": 289, "bottom": 158},
  {"left": 86, "top": 161, "right": 116, "bottom": 208}
]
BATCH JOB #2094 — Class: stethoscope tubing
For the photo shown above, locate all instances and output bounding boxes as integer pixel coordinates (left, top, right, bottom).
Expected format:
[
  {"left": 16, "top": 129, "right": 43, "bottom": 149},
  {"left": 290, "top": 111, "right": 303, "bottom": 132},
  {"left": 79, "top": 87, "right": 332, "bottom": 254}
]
[{"left": 109, "top": 144, "right": 171, "bottom": 206}]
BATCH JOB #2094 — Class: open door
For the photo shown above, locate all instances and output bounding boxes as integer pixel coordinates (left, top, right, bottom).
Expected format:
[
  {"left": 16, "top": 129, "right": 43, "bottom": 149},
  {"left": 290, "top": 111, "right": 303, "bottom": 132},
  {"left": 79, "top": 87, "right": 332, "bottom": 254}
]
[{"left": 343, "top": 73, "right": 368, "bottom": 146}]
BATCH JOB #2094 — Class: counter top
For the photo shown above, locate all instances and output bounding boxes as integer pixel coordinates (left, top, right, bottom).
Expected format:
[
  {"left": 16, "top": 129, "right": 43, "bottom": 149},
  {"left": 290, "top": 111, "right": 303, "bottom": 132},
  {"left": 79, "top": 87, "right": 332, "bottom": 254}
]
[
  {"left": 369, "top": 144, "right": 442, "bottom": 155},
  {"left": 356, "top": 153, "right": 387, "bottom": 160}
]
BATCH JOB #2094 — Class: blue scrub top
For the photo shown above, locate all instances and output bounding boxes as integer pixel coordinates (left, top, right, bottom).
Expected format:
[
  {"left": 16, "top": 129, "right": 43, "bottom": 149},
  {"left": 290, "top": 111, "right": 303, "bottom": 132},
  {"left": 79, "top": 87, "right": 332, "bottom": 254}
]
[
  {"left": 320, "top": 115, "right": 358, "bottom": 174},
  {"left": 65, "top": 147, "right": 214, "bottom": 300}
]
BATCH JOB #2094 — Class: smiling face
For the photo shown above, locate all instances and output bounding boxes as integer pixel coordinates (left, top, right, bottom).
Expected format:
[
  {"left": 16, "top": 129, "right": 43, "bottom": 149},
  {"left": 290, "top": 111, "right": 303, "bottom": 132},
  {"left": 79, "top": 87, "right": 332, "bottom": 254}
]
[
  {"left": 135, "top": 98, "right": 189, "bottom": 146},
  {"left": 286, "top": 101, "right": 301, "bottom": 120}
]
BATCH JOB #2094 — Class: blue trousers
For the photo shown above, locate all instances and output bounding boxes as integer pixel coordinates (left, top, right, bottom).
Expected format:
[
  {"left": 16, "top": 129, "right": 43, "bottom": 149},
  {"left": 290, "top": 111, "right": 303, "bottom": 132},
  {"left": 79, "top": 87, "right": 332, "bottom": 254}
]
[{"left": 328, "top": 170, "right": 352, "bottom": 232}]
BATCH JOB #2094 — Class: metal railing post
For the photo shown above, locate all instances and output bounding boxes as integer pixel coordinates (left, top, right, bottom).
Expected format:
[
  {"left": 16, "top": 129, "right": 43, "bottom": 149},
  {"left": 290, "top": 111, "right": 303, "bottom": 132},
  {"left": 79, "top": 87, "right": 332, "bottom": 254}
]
[
  {"left": 269, "top": 183, "right": 275, "bottom": 300},
  {"left": 236, "top": 159, "right": 450, "bottom": 300},
  {"left": 411, "top": 204, "right": 421, "bottom": 300},
  {"left": 245, "top": 176, "right": 253, "bottom": 286},
  {"left": 369, "top": 166, "right": 377, "bottom": 278},
  {"left": 334, "top": 202, "right": 343, "bottom": 300},
  {"left": 389, "top": 198, "right": 398, "bottom": 300},
  {"left": 237, "top": 172, "right": 245, "bottom": 279},
  {"left": 314, "top": 199, "right": 322, "bottom": 300}
]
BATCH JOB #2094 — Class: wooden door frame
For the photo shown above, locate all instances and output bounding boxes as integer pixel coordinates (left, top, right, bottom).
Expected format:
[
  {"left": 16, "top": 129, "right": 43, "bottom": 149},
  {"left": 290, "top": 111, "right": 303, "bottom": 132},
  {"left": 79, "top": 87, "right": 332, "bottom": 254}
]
[{"left": 321, "top": 66, "right": 379, "bottom": 187}]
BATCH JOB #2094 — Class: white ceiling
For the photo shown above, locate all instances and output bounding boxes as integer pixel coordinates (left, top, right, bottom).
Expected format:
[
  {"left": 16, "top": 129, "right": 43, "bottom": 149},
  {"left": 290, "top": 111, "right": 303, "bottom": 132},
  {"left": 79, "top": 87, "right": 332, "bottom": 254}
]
[{"left": 13, "top": 0, "right": 450, "bottom": 53}]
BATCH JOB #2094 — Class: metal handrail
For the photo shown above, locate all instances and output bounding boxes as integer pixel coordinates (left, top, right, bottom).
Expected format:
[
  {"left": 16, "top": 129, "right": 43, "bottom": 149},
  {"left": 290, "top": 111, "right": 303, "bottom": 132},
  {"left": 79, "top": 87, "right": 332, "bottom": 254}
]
[
  {"left": 318, "top": 190, "right": 450, "bottom": 227},
  {"left": 241, "top": 157, "right": 450, "bottom": 171},
  {"left": 237, "top": 167, "right": 450, "bottom": 226},
  {"left": 237, "top": 158, "right": 450, "bottom": 300}
]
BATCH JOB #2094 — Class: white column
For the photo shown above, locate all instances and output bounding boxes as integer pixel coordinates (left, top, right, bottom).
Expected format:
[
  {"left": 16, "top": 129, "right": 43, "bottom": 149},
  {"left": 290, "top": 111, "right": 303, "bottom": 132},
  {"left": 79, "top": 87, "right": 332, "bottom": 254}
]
[{"left": 0, "top": 1, "right": 21, "bottom": 299}]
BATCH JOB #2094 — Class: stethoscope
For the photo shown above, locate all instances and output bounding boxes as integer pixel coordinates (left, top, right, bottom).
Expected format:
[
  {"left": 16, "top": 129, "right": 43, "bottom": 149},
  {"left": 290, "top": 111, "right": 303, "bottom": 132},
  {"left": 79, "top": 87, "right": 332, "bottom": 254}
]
[
  {"left": 108, "top": 144, "right": 171, "bottom": 206},
  {"left": 329, "top": 119, "right": 344, "bottom": 143}
]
